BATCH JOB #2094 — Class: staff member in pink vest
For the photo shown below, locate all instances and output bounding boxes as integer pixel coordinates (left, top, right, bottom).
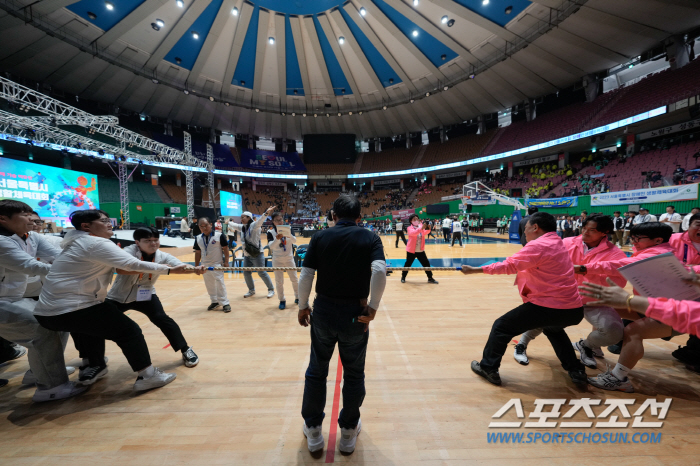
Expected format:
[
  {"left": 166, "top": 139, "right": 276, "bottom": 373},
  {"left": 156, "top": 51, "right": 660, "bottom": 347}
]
[
  {"left": 461, "top": 212, "right": 587, "bottom": 386},
  {"left": 514, "top": 214, "right": 628, "bottom": 367},
  {"left": 400, "top": 214, "right": 438, "bottom": 285}
]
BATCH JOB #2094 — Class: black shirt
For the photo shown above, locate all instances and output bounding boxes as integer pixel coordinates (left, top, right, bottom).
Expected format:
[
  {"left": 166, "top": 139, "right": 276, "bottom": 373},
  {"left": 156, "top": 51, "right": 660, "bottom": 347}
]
[
  {"left": 303, "top": 221, "right": 385, "bottom": 299},
  {"left": 192, "top": 232, "right": 228, "bottom": 250}
]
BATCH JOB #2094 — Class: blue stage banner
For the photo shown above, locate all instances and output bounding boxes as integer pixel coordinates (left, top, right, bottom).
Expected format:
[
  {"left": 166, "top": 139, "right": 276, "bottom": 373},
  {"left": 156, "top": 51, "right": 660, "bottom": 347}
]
[
  {"left": 524, "top": 197, "right": 578, "bottom": 208},
  {"left": 0, "top": 157, "right": 99, "bottom": 227},
  {"left": 239, "top": 149, "right": 306, "bottom": 171},
  {"left": 150, "top": 134, "right": 239, "bottom": 168},
  {"left": 219, "top": 190, "right": 242, "bottom": 217}
]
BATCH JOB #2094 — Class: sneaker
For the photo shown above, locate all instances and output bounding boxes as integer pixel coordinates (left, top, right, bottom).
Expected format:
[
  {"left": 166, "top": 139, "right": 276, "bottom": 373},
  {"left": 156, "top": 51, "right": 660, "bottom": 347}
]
[
  {"left": 513, "top": 344, "right": 529, "bottom": 365},
  {"left": 339, "top": 418, "right": 362, "bottom": 454},
  {"left": 471, "top": 360, "right": 501, "bottom": 386},
  {"left": 672, "top": 346, "right": 700, "bottom": 365},
  {"left": 207, "top": 302, "right": 220, "bottom": 311},
  {"left": 607, "top": 342, "right": 622, "bottom": 355},
  {"left": 244, "top": 290, "right": 255, "bottom": 298},
  {"left": 448, "top": 245, "right": 452, "bottom": 248},
  {"left": 569, "top": 369, "right": 588, "bottom": 386},
  {"left": 401, "top": 278, "right": 406, "bottom": 283},
  {"left": 267, "top": 290, "right": 275, "bottom": 299},
  {"left": 32, "top": 381, "right": 88, "bottom": 402},
  {"left": 133, "top": 367, "right": 176, "bottom": 391},
  {"left": 182, "top": 347, "right": 199, "bottom": 368},
  {"left": 591, "top": 346, "right": 605, "bottom": 358},
  {"left": 22, "top": 366, "right": 76, "bottom": 385},
  {"left": 222, "top": 304, "right": 231, "bottom": 313},
  {"left": 573, "top": 339, "right": 597, "bottom": 369},
  {"left": 588, "top": 370, "right": 634, "bottom": 393},
  {"left": 303, "top": 423, "right": 324, "bottom": 453},
  {"left": 77, "top": 365, "right": 108, "bottom": 386},
  {"left": 5, "top": 345, "right": 27, "bottom": 362},
  {"left": 295, "top": 299, "right": 299, "bottom": 304},
  {"left": 428, "top": 278, "right": 439, "bottom": 284},
  {"left": 279, "top": 301, "right": 286, "bottom": 310},
  {"left": 0, "top": 379, "right": 7, "bottom": 387}
]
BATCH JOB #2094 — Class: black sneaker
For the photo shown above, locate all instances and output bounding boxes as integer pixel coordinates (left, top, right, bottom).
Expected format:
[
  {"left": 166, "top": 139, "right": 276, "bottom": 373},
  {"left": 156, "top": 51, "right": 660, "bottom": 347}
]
[
  {"left": 77, "top": 365, "right": 108, "bottom": 386},
  {"left": 428, "top": 278, "right": 439, "bottom": 284},
  {"left": 207, "top": 302, "right": 219, "bottom": 311},
  {"left": 222, "top": 305, "right": 231, "bottom": 313},
  {"left": 569, "top": 369, "right": 588, "bottom": 386},
  {"left": 471, "top": 361, "right": 501, "bottom": 385},
  {"left": 401, "top": 278, "right": 406, "bottom": 283},
  {"left": 0, "top": 379, "right": 7, "bottom": 388},
  {"left": 607, "top": 342, "right": 622, "bottom": 355},
  {"left": 182, "top": 347, "right": 199, "bottom": 368},
  {"left": 672, "top": 346, "right": 700, "bottom": 365}
]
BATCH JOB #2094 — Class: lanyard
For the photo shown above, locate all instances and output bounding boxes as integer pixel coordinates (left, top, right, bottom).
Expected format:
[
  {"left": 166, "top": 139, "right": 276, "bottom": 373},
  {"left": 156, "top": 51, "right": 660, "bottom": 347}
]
[
  {"left": 138, "top": 253, "right": 155, "bottom": 281},
  {"left": 201, "top": 232, "right": 214, "bottom": 255},
  {"left": 274, "top": 225, "right": 287, "bottom": 252},
  {"left": 684, "top": 244, "right": 688, "bottom": 264}
]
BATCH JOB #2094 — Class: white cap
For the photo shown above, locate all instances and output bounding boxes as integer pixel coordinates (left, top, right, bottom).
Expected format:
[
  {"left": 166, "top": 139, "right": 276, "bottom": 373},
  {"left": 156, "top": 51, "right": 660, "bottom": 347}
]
[{"left": 241, "top": 211, "right": 253, "bottom": 219}]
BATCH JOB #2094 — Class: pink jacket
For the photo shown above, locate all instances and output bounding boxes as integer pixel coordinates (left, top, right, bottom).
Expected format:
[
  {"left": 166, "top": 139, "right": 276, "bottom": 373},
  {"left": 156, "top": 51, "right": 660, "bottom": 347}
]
[
  {"left": 563, "top": 236, "right": 627, "bottom": 305},
  {"left": 646, "top": 297, "right": 700, "bottom": 336},
  {"left": 406, "top": 225, "right": 430, "bottom": 254},
  {"left": 584, "top": 242, "right": 676, "bottom": 278},
  {"left": 482, "top": 232, "right": 582, "bottom": 309},
  {"left": 669, "top": 232, "right": 700, "bottom": 265}
]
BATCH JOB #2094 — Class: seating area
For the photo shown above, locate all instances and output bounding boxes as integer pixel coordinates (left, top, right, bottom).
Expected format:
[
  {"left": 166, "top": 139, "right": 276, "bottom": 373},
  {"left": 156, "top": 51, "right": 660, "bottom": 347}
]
[
  {"left": 420, "top": 130, "right": 498, "bottom": 167},
  {"left": 413, "top": 182, "right": 463, "bottom": 206},
  {"left": 359, "top": 146, "right": 421, "bottom": 173},
  {"left": 241, "top": 187, "right": 294, "bottom": 214},
  {"left": 160, "top": 181, "right": 187, "bottom": 204},
  {"left": 97, "top": 177, "right": 163, "bottom": 203}
]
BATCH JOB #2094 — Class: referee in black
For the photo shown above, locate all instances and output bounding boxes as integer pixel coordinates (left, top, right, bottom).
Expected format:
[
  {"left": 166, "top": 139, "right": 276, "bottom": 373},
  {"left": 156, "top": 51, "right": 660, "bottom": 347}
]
[
  {"left": 297, "top": 194, "right": 387, "bottom": 455},
  {"left": 395, "top": 218, "right": 407, "bottom": 248}
]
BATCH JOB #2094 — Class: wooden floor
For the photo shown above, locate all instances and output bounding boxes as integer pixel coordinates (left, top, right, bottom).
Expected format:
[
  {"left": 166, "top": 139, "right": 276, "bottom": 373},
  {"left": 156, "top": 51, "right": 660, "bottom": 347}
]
[{"left": 1, "top": 234, "right": 698, "bottom": 465}]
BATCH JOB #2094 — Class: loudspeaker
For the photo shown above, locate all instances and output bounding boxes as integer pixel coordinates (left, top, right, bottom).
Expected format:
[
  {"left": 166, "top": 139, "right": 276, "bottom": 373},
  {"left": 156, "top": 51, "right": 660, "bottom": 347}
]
[
  {"left": 467, "top": 204, "right": 473, "bottom": 212},
  {"left": 164, "top": 207, "right": 170, "bottom": 216}
]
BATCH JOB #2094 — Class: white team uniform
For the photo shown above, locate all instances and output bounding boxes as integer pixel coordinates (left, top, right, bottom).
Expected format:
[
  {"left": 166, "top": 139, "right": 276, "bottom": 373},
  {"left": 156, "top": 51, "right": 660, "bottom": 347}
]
[
  {"left": 195, "top": 232, "right": 230, "bottom": 306},
  {"left": 267, "top": 227, "right": 299, "bottom": 302}
]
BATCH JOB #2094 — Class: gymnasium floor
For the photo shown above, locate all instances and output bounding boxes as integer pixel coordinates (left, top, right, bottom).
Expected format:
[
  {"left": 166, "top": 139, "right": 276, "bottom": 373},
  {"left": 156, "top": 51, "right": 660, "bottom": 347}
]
[{"left": 0, "top": 233, "right": 698, "bottom": 465}]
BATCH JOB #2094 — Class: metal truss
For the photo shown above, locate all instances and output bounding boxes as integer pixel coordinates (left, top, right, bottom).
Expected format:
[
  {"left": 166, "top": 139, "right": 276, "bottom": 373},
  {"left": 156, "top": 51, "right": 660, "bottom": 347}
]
[
  {"left": 184, "top": 132, "right": 195, "bottom": 221},
  {"left": 206, "top": 143, "right": 215, "bottom": 209},
  {"left": 118, "top": 162, "right": 130, "bottom": 230}
]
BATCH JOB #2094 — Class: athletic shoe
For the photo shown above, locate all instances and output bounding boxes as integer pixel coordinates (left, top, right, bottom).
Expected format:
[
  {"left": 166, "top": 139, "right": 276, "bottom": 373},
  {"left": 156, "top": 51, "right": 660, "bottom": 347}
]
[
  {"left": 573, "top": 339, "right": 597, "bottom": 369},
  {"left": 32, "top": 381, "right": 88, "bottom": 402},
  {"left": 77, "top": 365, "right": 108, "bottom": 386},
  {"left": 401, "top": 278, "right": 406, "bottom": 283},
  {"left": 428, "top": 278, "right": 439, "bottom": 284},
  {"left": 2, "top": 345, "right": 27, "bottom": 363},
  {"left": 513, "top": 344, "right": 529, "bottom": 365},
  {"left": 267, "top": 290, "right": 275, "bottom": 299},
  {"left": 295, "top": 299, "right": 299, "bottom": 304},
  {"left": 22, "top": 366, "right": 76, "bottom": 385},
  {"left": 588, "top": 371, "right": 634, "bottom": 393},
  {"left": 279, "top": 301, "right": 286, "bottom": 310},
  {"left": 303, "top": 423, "right": 324, "bottom": 453},
  {"left": 568, "top": 369, "right": 588, "bottom": 386},
  {"left": 607, "top": 342, "right": 622, "bottom": 355},
  {"left": 0, "top": 379, "right": 7, "bottom": 387},
  {"left": 591, "top": 347, "right": 605, "bottom": 358},
  {"left": 182, "top": 347, "right": 199, "bottom": 368},
  {"left": 133, "top": 367, "right": 176, "bottom": 391},
  {"left": 207, "top": 302, "right": 220, "bottom": 311},
  {"left": 672, "top": 346, "right": 700, "bottom": 365},
  {"left": 448, "top": 245, "right": 452, "bottom": 247},
  {"left": 471, "top": 360, "right": 501, "bottom": 386},
  {"left": 244, "top": 291, "right": 255, "bottom": 298},
  {"left": 339, "top": 418, "right": 362, "bottom": 454},
  {"left": 222, "top": 304, "right": 231, "bottom": 313}
]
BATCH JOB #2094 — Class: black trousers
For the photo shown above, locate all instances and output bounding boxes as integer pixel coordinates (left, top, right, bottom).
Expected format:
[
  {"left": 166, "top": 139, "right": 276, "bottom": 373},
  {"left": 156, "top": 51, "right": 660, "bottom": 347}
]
[
  {"left": 451, "top": 232, "right": 462, "bottom": 246},
  {"left": 401, "top": 251, "right": 433, "bottom": 279},
  {"left": 0, "top": 337, "right": 17, "bottom": 363},
  {"left": 106, "top": 295, "right": 188, "bottom": 352},
  {"left": 395, "top": 231, "right": 407, "bottom": 247},
  {"left": 442, "top": 227, "right": 451, "bottom": 241},
  {"left": 480, "top": 302, "right": 584, "bottom": 373},
  {"left": 36, "top": 301, "right": 151, "bottom": 371}
]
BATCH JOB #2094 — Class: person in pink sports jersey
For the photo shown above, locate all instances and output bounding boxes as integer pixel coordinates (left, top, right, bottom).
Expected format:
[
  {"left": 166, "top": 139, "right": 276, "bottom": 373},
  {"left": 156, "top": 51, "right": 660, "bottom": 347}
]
[
  {"left": 460, "top": 212, "right": 588, "bottom": 387},
  {"left": 400, "top": 214, "right": 438, "bottom": 285}
]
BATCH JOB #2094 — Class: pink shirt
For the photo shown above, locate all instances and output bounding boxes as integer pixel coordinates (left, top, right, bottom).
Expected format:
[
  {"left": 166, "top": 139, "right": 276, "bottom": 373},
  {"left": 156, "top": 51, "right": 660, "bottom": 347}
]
[
  {"left": 584, "top": 243, "right": 676, "bottom": 278},
  {"left": 563, "top": 236, "right": 627, "bottom": 305},
  {"left": 646, "top": 297, "right": 700, "bottom": 336},
  {"left": 482, "top": 232, "right": 582, "bottom": 309},
  {"left": 669, "top": 232, "right": 700, "bottom": 265},
  {"left": 406, "top": 224, "right": 430, "bottom": 254}
]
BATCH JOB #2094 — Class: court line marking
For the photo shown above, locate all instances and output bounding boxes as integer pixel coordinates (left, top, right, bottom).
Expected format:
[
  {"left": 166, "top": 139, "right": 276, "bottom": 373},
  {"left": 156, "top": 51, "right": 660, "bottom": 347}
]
[{"left": 325, "top": 356, "right": 343, "bottom": 463}]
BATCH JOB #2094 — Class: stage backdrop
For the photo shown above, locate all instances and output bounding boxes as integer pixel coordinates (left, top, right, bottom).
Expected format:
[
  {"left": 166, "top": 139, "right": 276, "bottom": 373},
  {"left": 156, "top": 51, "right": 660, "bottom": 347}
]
[
  {"left": 239, "top": 149, "right": 306, "bottom": 171},
  {"left": 0, "top": 157, "right": 99, "bottom": 227},
  {"left": 220, "top": 190, "right": 243, "bottom": 218}
]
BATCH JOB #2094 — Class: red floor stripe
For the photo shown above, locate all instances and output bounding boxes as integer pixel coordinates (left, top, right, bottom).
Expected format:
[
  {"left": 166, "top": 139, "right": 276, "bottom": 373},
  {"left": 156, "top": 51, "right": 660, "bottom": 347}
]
[
  {"left": 325, "top": 357, "right": 343, "bottom": 463},
  {"left": 162, "top": 343, "right": 171, "bottom": 349}
]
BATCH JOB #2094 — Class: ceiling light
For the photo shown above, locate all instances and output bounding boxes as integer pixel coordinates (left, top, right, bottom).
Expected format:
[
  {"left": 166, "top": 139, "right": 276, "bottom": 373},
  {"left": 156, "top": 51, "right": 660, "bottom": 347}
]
[
  {"left": 412, "top": 30, "right": 418, "bottom": 37},
  {"left": 269, "top": 37, "right": 275, "bottom": 45},
  {"left": 349, "top": 111, "right": 353, "bottom": 115},
  {"left": 175, "top": 57, "right": 182, "bottom": 64},
  {"left": 140, "top": 114, "right": 146, "bottom": 121},
  {"left": 255, "top": 108, "right": 260, "bottom": 112},
  {"left": 447, "top": 19, "right": 455, "bottom": 27},
  {"left": 339, "top": 36, "right": 345, "bottom": 44},
  {"left": 389, "top": 78, "right": 394, "bottom": 84},
  {"left": 337, "top": 112, "right": 341, "bottom": 116},
  {"left": 183, "top": 89, "right": 189, "bottom": 95},
  {"left": 469, "top": 73, "right": 476, "bottom": 79},
  {"left": 441, "top": 54, "right": 446, "bottom": 61},
  {"left": 410, "top": 99, "right": 414, "bottom": 103},
  {"left": 240, "top": 80, "right": 245, "bottom": 86},
  {"left": 382, "top": 105, "right": 387, "bottom": 110},
  {"left": 105, "top": 1, "right": 114, "bottom": 11},
  {"left": 359, "top": 111, "right": 363, "bottom": 115},
  {"left": 225, "top": 102, "right": 229, "bottom": 106},
  {"left": 176, "top": 0, "right": 184, "bottom": 7},
  {"left": 326, "top": 113, "right": 330, "bottom": 117},
  {"left": 425, "top": 92, "right": 430, "bottom": 97},
  {"left": 505, "top": 6, "right": 513, "bottom": 14},
  {"left": 151, "top": 78, "right": 159, "bottom": 84},
  {"left": 293, "top": 89, "right": 298, "bottom": 95},
  {"left": 441, "top": 15, "right": 448, "bottom": 24},
  {"left": 281, "top": 112, "right": 286, "bottom": 116},
  {"left": 232, "top": 6, "right": 238, "bottom": 15},
  {"left": 155, "top": 19, "right": 164, "bottom": 28},
  {"left": 482, "top": 0, "right": 489, "bottom": 4},
  {"left": 292, "top": 112, "right": 296, "bottom": 116},
  {"left": 209, "top": 96, "right": 215, "bottom": 102},
  {"left": 443, "top": 85, "right": 449, "bottom": 91},
  {"left": 88, "top": 11, "right": 97, "bottom": 20},
  {"left": 191, "top": 31, "right": 199, "bottom": 39},
  {"left": 151, "top": 22, "right": 160, "bottom": 31},
  {"left": 413, "top": 0, "right": 419, "bottom": 5},
  {"left": 302, "top": 113, "right": 306, "bottom": 117},
  {"left": 360, "top": 7, "right": 366, "bottom": 16},
  {"left": 313, "top": 113, "right": 317, "bottom": 117}
]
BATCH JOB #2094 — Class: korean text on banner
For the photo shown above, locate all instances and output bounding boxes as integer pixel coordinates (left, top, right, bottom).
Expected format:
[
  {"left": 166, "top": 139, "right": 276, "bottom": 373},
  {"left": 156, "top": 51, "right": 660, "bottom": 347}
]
[
  {"left": 525, "top": 197, "right": 579, "bottom": 208},
  {"left": 591, "top": 184, "right": 698, "bottom": 206}
]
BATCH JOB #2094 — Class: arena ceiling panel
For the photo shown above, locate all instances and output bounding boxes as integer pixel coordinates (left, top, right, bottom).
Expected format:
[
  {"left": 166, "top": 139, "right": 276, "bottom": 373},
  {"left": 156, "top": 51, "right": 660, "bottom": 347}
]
[{"left": 0, "top": 0, "right": 698, "bottom": 140}]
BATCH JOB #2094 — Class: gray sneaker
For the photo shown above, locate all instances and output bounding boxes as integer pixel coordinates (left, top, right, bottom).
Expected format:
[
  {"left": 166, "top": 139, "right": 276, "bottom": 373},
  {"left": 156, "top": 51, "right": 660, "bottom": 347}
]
[
  {"left": 182, "top": 347, "right": 199, "bottom": 368},
  {"left": 303, "top": 423, "right": 324, "bottom": 453},
  {"left": 573, "top": 339, "right": 597, "bottom": 369},
  {"left": 133, "top": 367, "right": 176, "bottom": 391},
  {"left": 588, "top": 370, "right": 634, "bottom": 393},
  {"left": 471, "top": 360, "right": 501, "bottom": 385},
  {"left": 339, "top": 418, "right": 362, "bottom": 454},
  {"left": 513, "top": 344, "right": 529, "bottom": 365}
]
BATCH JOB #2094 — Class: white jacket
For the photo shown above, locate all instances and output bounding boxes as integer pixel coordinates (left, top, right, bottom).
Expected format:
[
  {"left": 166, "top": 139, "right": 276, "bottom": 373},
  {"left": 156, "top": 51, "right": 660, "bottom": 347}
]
[
  {"left": 106, "top": 244, "right": 183, "bottom": 303},
  {"left": 229, "top": 215, "right": 267, "bottom": 256},
  {"left": 267, "top": 227, "right": 296, "bottom": 259},
  {"left": 34, "top": 230, "right": 170, "bottom": 316},
  {"left": 0, "top": 230, "right": 61, "bottom": 301}
]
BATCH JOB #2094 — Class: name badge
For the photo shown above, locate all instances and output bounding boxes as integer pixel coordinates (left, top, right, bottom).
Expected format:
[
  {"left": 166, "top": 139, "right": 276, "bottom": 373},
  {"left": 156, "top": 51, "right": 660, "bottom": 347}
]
[{"left": 136, "top": 286, "right": 153, "bottom": 302}]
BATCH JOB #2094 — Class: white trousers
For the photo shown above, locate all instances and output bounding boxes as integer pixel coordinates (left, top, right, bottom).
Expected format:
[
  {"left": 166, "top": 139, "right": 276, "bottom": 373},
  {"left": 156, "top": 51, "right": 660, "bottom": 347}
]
[
  {"left": 202, "top": 268, "right": 229, "bottom": 306},
  {"left": 272, "top": 255, "right": 299, "bottom": 302}
]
